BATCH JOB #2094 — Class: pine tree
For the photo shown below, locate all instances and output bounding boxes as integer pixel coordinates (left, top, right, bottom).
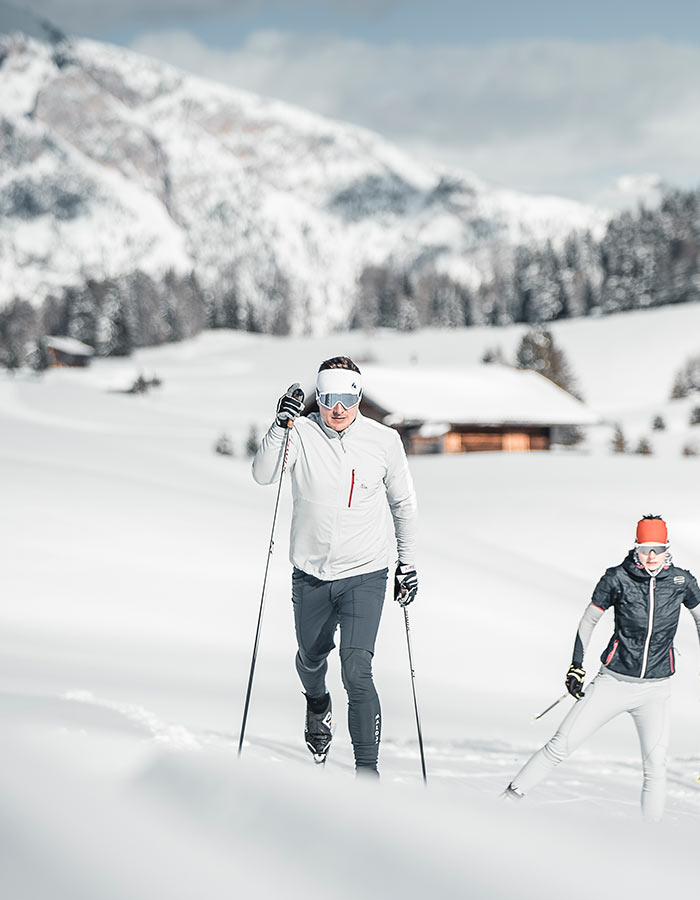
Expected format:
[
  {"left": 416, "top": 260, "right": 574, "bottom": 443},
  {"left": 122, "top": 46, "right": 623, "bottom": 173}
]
[
  {"left": 413, "top": 268, "right": 465, "bottom": 328},
  {"left": 635, "top": 437, "right": 653, "bottom": 455},
  {"left": 220, "top": 288, "right": 240, "bottom": 329},
  {"left": 27, "top": 337, "right": 50, "bottom": 371},
  {"left": 670, "top": 354, "right": 700, "bottom": 399},
  {"left": 515, "top": 327, "right": 583, "bottom": 399},
  {"left": 97, "top": 287, "right": 133, "bottom": 357},
  {"left": 215, "top": 433, "right": 234, "bottom": 456},
  {"left": 481, "top": 346, "right": 505, "bottom": 364},
  {"left": 671, "top": 371, "right": 688, "bottom": 400},
  {"left": 396, "top": 298, "right": 419, "bottom": 331},
  {"left": 63, "top": 285, "right": 98, "bottom": 347},
  {"left": 0, "top": 299, "right": 37, "bottom": 369},
  {"left": 268, "top": 270, "right": 293, "bottom": 336},
  {"left": 651, "top": 415, "right": 666, "bottom": 431},
  {"left": 611, "top": 424, "right": 627, "bottom": 454},
  {"left": 354, "top": 265, "right": 384, "bottom": 330},
  {"left": 246, "top": 425, "right": 260, "bottom": 457}
]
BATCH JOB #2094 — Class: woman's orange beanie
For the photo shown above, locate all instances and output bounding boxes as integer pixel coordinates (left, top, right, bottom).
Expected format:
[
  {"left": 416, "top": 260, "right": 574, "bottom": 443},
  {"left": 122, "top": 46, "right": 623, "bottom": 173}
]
[{"left": 635, "top": 516, "right": 668, "bottom": 545}]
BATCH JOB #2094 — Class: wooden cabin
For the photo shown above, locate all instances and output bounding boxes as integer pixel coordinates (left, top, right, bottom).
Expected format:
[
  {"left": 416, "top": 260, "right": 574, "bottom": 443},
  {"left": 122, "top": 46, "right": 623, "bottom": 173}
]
[
  {"left": 302, "top": 364, "right": 598, "bottom": 454},
  {"left": 45, "top": 336, "right": 95, "bottom": 368}
]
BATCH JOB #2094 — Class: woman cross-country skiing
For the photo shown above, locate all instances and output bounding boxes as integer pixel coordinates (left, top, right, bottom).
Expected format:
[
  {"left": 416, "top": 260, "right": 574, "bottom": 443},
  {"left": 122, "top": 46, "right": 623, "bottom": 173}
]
[{"left": 504, "top": 515, "right": 700, "bottom": 821}]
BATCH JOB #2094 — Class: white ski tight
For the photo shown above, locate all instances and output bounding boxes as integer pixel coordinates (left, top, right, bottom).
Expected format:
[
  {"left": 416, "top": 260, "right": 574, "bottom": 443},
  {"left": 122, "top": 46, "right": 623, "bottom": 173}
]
[{"left": 511, "top": 668, "right": 671, "bottom": 821}]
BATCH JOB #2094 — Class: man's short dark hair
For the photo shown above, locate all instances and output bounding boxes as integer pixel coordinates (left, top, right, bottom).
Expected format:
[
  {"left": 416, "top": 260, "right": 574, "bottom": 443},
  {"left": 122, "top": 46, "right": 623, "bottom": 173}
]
[{"left": 318, "top": 356, "right": 361, "bottom": 374}]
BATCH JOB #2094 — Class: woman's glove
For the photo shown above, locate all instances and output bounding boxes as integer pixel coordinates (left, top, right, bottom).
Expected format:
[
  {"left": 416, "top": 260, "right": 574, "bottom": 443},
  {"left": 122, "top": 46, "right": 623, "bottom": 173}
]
[{"left": 565, "top": 664, "right": 586, "bottom": 699}]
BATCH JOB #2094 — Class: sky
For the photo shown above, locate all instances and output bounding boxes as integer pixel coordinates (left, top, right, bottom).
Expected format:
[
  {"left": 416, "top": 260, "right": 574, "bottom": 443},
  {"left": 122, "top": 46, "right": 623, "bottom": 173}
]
[{"left": 12, "top": 1, "right": 700, "bottom": 207}]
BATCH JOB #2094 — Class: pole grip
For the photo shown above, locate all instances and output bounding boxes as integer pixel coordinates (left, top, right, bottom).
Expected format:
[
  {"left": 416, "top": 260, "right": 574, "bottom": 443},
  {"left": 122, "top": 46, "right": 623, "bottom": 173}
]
[{"left": 286, "top": 386, "right": 305, "bottom": 428}]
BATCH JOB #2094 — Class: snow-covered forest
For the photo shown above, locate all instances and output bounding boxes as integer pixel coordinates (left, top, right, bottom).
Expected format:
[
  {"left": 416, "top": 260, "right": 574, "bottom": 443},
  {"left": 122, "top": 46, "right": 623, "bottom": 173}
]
[
  {"left": 353, "top": 187, "right": 700, "bottom": 328},
  {"left": 3, "top": 184, "right": 700, "bottom": 368}
]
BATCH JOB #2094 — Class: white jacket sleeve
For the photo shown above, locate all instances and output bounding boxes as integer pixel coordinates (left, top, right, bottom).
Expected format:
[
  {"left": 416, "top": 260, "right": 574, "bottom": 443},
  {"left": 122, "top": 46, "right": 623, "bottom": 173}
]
[
  {"left": 571, "top": 602, "right": 606, "bottom": 667},
  {"left": 384, "top": 431, "right": 417, "bottom": 564},
  {"left": 251, "top": 422, "right": 299, "bottom": 485}
]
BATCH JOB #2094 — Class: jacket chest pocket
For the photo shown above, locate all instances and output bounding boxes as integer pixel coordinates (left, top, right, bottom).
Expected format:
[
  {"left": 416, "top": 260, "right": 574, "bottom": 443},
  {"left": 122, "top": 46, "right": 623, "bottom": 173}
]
[{"left": 346, "top": 464, "right": 384, "bottom": 507}]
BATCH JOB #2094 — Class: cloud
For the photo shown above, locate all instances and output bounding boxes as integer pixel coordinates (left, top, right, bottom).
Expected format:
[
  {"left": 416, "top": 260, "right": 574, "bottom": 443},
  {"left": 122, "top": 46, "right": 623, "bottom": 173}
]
[
  {"left": 18, "top": 0, "right": 400, "bottom": 31},
  {"left": 16, "top": 0, "right": 253, "bottom": 29},
  {"left": 126, "top": 29, "right": 700, "bottom": 204}
]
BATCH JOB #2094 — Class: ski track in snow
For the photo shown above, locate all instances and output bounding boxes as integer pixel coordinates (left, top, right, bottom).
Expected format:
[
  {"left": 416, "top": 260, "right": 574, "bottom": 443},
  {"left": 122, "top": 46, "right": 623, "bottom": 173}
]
[
  {"left": 8, "top": 688, "right": 697, "bottom": 824},
  {"left": 63, "top": 690, "right": 203, "bottom": 750}
]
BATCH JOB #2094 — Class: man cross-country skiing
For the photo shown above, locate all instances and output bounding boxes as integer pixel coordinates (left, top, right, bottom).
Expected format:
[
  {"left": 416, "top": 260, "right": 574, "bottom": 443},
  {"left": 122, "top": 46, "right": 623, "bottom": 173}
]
[
  {"left": 252, "top": 356, "right": 418, "bottom": 776},
  {"left": 504, "top": 515, "right": 700, "bottom": 821}
]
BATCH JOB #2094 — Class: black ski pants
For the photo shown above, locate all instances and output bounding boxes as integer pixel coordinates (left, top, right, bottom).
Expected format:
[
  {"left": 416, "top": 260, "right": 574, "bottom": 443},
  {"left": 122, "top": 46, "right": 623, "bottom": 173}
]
[{"left": 292, "top": 567, "right": 388, "bottom": 769}]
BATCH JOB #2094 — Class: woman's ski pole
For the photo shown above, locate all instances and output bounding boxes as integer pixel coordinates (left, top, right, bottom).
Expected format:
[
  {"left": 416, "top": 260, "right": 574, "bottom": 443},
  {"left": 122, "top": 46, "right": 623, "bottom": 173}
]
[
  {"left": 533, "top": 693, "right": 569, "bottom": 721},
  {"left": 238, "top": 388, "right": 303, "bottom": 756},
  {"left": 403, "top": 606, "right": 427, "bottom": 783}
]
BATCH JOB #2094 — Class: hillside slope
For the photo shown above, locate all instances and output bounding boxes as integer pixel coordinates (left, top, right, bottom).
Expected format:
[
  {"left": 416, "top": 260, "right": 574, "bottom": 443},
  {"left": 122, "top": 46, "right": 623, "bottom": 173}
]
[{"left": 0, "top": 20, "right": 605, "bottom": 334}]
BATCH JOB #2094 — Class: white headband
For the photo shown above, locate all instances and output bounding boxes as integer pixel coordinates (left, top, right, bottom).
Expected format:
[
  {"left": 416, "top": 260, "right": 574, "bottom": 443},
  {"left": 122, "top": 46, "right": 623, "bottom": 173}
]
[{"left": 316, "top": 368, "right": 362, "bottom": 395}]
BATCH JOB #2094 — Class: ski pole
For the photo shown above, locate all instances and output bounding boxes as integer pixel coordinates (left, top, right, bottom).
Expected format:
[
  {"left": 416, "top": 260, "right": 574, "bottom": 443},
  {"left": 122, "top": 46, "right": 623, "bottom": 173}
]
[
  {"left": 402, "top": 606, "right": 427, "bottom": 784},
  {"left": 238, "top": 388, "right": 303, "bottom": 756},
  {"left": 533, "top": 693, "right": 569, "bottom": 721}
]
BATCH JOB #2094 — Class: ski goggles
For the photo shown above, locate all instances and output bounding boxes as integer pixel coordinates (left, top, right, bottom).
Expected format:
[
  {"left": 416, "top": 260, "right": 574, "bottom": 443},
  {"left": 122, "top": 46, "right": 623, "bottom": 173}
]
[
  {"left": 636, "top": 544, "right": 668, "bottom": 555},
  {"left": 316, "top": 391, "right": 361, "bottom": 410}
]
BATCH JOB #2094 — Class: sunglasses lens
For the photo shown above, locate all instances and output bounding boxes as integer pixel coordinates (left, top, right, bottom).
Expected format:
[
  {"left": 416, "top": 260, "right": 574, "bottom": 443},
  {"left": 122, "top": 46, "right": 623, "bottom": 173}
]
[
  {"left": 637, "top": 545, "right": 667, "bottom": 554},
  {"left": 317, "top": 392, "right": 360, "bottom": 409}
]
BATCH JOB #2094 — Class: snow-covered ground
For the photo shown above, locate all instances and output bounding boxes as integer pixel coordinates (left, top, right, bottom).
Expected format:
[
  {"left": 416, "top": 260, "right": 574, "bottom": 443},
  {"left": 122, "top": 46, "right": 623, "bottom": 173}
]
[{"left": 2, "top": 303, "right": 700, "bottom": 899}]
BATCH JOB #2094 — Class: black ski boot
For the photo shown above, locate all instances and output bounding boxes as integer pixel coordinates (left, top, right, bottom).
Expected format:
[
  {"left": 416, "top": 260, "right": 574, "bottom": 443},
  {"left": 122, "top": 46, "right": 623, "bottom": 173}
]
[{"left": 304, "top": 692, "right": 333, "bottom": 764}]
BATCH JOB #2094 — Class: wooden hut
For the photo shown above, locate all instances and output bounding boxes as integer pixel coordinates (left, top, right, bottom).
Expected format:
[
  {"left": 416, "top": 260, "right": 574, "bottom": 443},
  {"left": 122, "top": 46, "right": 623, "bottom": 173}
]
[
  {"left": 45, "top": 336, "right": 95, "bottom": 368},
  {"left": 303, "top": 364, "right": 598, "bottom": 454}
]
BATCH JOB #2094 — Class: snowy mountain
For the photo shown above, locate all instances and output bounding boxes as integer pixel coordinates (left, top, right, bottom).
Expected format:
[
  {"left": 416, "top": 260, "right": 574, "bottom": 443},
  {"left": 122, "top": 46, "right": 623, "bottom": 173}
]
[{"left": 0, "top": 7, "right": 607, "bottom": 335}]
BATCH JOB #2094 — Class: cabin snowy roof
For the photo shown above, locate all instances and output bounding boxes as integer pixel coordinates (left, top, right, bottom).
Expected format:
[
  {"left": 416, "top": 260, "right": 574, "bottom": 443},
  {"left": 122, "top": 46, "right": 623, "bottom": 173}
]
[
  {"left": 45, "top": 336, "right": 95, "bottom": 357},
  {"left": 358, "top": 364, "right": 599, "bottom": 427}
]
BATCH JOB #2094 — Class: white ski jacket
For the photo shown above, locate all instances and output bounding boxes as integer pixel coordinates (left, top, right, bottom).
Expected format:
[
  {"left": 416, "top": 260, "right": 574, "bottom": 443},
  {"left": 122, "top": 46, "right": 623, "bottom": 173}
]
[{"left": 252, "top": 411, "right": 417, "bottom": 581}]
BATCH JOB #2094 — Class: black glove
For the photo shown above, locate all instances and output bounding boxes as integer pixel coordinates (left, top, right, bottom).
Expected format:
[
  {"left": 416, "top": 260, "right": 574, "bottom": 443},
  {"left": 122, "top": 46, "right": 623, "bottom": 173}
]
[
  {"left": 394, "top": 563, "right": 418, "bottom": 606},
  {"left": 275, "top": 383, "right": 304, "bottom": 428},
  {"left": 565, "top": 664, "right": 586, "bottom": 699}
]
